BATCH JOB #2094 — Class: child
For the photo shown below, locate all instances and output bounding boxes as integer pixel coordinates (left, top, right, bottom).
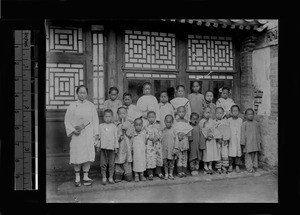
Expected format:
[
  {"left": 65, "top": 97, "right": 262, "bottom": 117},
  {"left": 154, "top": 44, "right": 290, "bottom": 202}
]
[
  {"left": 216, "top": 87, "right": 235, "bottom": 119},
  {"left": 227, "top": 105, "right": 243, "bottom": 173},
  {"left": 161, "top": 115, "right": 179, "bottom": 180},
  {"left": 173, "top": 106, "right": 193, "bottom": 177},
  {"left": 199, "top": 106, "right": 221, "bottom": 174},
  {"left": 132, "top": 118, "right": 154, "bottom": 182},
  {"left": 158, "top": 91, "right": 174, "bottom": 130},
  {"left": 204, "top": 90, "right": 217, "bottom": 120},
  {"left": 214, "top": 107, "right": 231, "bottom": 174},
  {"left": 170, "top": 85, "right": 191, "bottom": 122},
  {"left": 114, "top": 107, "right": 135, "bottom": 183},
  {"left": 95, "top": 109, "right": 119, "bottom": 185},
  {"left": 241, "top": 108, "right": 262, "bottom": 173},
  {"left": 103, "top": 87, "right": 123, "bottom": 122},
  {"left": 136, "top": 82, "right": 160, "bottom": 125},
  {"left": 145, "top": 111, "right": 164, "bottom": 180},
  {"left": 188, "top": 81, "right": 205, "bottom": 119},
  {"left": 122, "top": 92, "right": 142, "bottom": 123},
  {"left": 188, "top": 112, "right": 206, "bottom": 176}
]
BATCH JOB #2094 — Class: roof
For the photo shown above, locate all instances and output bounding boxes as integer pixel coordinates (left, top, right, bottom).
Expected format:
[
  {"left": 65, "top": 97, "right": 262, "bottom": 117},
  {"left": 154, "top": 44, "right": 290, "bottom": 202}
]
[{"left": 161, "top": 19, "right": 273, "bottom": 32}]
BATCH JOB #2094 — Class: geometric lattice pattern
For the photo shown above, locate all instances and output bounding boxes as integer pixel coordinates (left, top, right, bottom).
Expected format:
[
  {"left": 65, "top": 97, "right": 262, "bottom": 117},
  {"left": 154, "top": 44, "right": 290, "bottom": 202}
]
[
  {"left": 188, "top": 35, "right": 234, "bottom": 71},
  {"left": 124, "top": 30, "right": 176, "bottom": 69},
  {"left": 46, "top": 63, "right": 84, "bottom": 109},
  {"left": 126, "top": 73, "right": 176, "bottom": 79},
  {"left": 92, "top": 32, "right": 105, "bottom": 109},
  {"left": 189, "top": 74, "right": 234, "bottom": 80},
  {"left": 46, "top": 25, "right": 83, "bottom": 53}
]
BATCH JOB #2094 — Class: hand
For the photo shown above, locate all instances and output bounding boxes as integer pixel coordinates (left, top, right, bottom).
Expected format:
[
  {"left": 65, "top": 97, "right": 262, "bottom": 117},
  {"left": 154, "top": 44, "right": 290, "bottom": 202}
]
[
  {"left": 121, "top": 124, "right": 127, "bottom": 130},
  {"left": 95, "top": 146, "right": 100, "bottom": 152},
  {"left": 119, "top": 135, "right": 124, "bottom": 141},
  {"left": 114, "top": 148, "right": 119, "bottom": 154},
  {"left": 73, "top": 129, "right": 81, "bottom": 136}
]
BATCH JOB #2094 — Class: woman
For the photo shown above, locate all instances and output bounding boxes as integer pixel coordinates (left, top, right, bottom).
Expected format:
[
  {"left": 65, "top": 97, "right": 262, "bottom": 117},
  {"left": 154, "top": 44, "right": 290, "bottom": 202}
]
[{"left": 64, "top": 85, "right": 99, "bottom": 187}]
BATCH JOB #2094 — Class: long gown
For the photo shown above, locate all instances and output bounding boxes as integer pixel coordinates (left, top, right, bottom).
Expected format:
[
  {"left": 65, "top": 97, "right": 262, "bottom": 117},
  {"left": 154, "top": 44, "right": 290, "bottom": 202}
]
[
  {"left": 158, "top": 102, "right": 174, "bottom": 130},
  {"left": 145, "top": 123, "right": 163, "bottom": 168},
  {"left": 132, "top": 130, "right": 148, "bottom": 172},
  {"left": 136, "top": 95, "right": 160, "bottom": 121},
  {"left": 228, "top": 117, "right": 243, "bottom": 157},
  {"left": 64, "top": 100, "right": 99, "bottom": 164},
  {"left": 188, "top": 93, "right": 205, "bottom": 119}
]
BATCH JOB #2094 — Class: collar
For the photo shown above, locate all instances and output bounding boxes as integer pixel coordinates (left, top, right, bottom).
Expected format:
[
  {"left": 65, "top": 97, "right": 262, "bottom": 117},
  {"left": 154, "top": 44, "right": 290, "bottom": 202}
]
[{"left": 77, "top": 99, "right": 87, "bottom": 103}]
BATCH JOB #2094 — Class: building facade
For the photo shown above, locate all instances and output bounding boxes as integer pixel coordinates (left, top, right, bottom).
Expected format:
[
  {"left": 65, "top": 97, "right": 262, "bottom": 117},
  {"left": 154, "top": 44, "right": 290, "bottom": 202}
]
[{"left": 45, "top": 19, "right": 278, "bottom": 171}]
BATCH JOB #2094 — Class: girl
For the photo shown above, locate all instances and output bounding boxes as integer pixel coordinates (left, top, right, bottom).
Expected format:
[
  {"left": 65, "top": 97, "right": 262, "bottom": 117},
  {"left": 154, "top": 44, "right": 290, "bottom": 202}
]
[
  {"left": 132, "top": 118, "right": 154, "bottom": 182},
  {"left": 145, "top": 111, "right": 164, "bottom": 180},
  {"left": 95, "top": 109, "right": 119, "bottom": 185},
  {"left": 173, "top": 106, "right": 193, "bottom": 177},
  {"left": 158, "top": 91, "right": 174, "bottom": 130},
  {"left": 64, "top": 85, "right": 99, "bottom": 187},
  {"left": 103, "top": 87, "right": 123, "bottom": 122},
  {"left": 241, "top": 108, "right": 262, "bottom": 173},
  {"left": 122, "top": 92, "right": 142, "bottom": 123},
  {"left": 161, "top": 115, "right": 179, "bottom": 180},
  {"left": 204, "top": 90, "right": 217, "bottom": 120},
  {"left": 216, "top": 87, "right": 235, "bottom": 119},
  {"left": 227, "top": 105, "right": 243, "bottom": 173},
  {"left": 214, "top": 107, "right": 231, "bottom": 174},
  {"left": 188, "top": 112, "right": 206, "bottom": 176},
  {"left": 188, "top": 81, "right": 205, "bottom": 119},
  {"left": 170, "top": 85, "right": 191, "bottom": 122},
  {"left": 199, "top": 106, "right": 221, "bottom": 174},
  {"left": 114, "top": 107, "right": 135, "bottom": 183},
  {"left": 136, "top": 82, "right": 160, "bottom": 125}
]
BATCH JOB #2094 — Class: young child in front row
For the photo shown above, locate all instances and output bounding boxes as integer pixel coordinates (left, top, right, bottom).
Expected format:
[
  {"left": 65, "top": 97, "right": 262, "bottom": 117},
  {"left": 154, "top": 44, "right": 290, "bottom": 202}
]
[
  {"left": 132, "top": 118, "right": 154, "bottom": 182},
  {"left": 103, "top": 87, "right": 123, "bottom": 122},
  {"left": 227, "top": 105, "right": 243, "bottom": 173},
  {"left": 173, "top": 106, "right": 193, "bottom": 177},
  {"left": 170, "top": 85, "right": 191, "bottom": 122},
  {"left": 214, "top": 107, "right": 231, "bottom": 174},
  {"left": 122, "top": 92, "right": 142, "bottom": 124},
  {"left": 216, "top": 87, "right": 235, "bottom": 119},
  {"left": 241, "top": 108, "right": 262, "bottom": 173},
  {"left": 114, "top": 107, "right": 135, "bottom": 183},
  {"left": 95, "top": 109, "right": 119, "bottom": 185},
  {"left": 158, "top": 91, "right": 174, "bottom": 130},
  {"left": 188, "top": 112, "right": 206, "bottom": 176},
  {"left": 145, "top": 111, "right": 164, "bottom": 180},
  {"left": 161, "top": 115, "right": 179, "bottom": 180},
  {"left": 199, "top": 106, "right": 221, "bottom": 174}
]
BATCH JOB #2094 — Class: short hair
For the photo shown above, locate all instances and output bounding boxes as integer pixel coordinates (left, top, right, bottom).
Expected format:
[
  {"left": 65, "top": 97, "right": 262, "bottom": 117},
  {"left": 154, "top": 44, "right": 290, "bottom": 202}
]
[
  {"left": 143, "top": 82, "right": 152, "bottom": 88},
  {"left": 103, "top": 109, "right": 113, "bottom": 116},
  {"left": 215, "top": 107, "right": 224, "bottom": 112},
  {"left": 160, "top": 91, "right": 168, "bottom": 96},
  {"left": 134, "top": 118, "right": 143, "bottom": 125},
  {"left": 176, "top": 85, "right": 185, "bottom": 91},
  {"left": 117, "top": 106, "right": 127, "bottom": 114},
  {"left": 76, "top": 85, "right": 88, "bottom": 94},
  {"left": 123, "top": 92, "right": 132, "bottom": 99},
  {"left": 164, "top": 114, "right": 174, "bottom": 122},
  {"left": 205, "top": 90, "right": 214, "bottom": 96},
  {"left": 109, "top": 86, "right": 119, "bottom": 94},
  {"left": 222, "top": 86, "right": 230, "bottom": 92},
  {"left": 147, "top": 111, "right": 156, "bottom": 117},
  {"left": 231, "top": 104, "right": 240, "bottom": 111},
  {"left": 177, "top": 106, "right": 186, "bottom": 112},
  {"left": 245, "top": 108, "right": 254, "bottom": 115},
  {"left": 204, "top": 106, "right": 211, "bottom": 112},
  {"left": 190, "top": 112, "right": 200, "bottom": 120},
  {"left": 192, "top": 80, "right": 201, "bottom": 87}
]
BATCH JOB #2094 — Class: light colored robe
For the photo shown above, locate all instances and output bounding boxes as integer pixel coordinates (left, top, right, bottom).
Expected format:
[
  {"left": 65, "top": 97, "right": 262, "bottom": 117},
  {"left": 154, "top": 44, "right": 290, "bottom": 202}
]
[
  {"left": 136, "top": 95, "right": 160, "bottom": 122},
  {"left": 132, "top": 130, "right": 149, "bottom": 172},
  {"left": 158, "top": 102, "right": 174, "bottom": 130},
  {"left": 98, "top": 123, "right": 119, "bottom": 150},
  {"left": 103, "top": 99, "right": 122, "bottom": 122},
  {"left": 123, "top": 104, "right": 142, "bottom": 123},
  {"left": 228, "top": 117, "right": 243, "bottom": 157},
  {"left": 216, "top": 98, "right": 235, "bottom": 117},
  {"left": 64, "top": 100, "right": 99, "bottom": 164}
]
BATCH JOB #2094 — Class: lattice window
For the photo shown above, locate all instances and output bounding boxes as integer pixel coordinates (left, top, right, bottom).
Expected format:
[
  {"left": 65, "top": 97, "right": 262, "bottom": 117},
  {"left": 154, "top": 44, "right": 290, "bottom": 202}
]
[
  {"left": 124, "top": 30, "right": 176, "bottom": 70},
  {"left": 46, "top": 63, "right": 84, "bottom": 109},
  {"left": 188, "top": 74, "right": 233, "bottom": 80},
  {"left": 126, "top": 73, "right": 176, "bottom": 79},
  {"left": 46, "top": 25, "right": 83, "bottom": 53},
  {"left": 92, "top": 32, "right": 105, "bottom": 110},
  {"left": 188, "top": 35, "right": 234, "bottom": 71}
]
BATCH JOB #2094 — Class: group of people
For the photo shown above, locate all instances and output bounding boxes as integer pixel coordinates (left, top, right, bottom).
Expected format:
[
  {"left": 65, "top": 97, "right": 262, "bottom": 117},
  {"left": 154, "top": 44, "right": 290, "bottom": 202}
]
[{"left": 64, "top": 81, "right": 262, "bottom": 187}]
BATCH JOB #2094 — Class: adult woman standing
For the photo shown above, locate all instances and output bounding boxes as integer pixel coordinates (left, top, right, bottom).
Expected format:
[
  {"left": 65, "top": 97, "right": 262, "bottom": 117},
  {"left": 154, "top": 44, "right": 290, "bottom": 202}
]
[{"left": 64, "top": 85, "right": 99, "bottom": 187}]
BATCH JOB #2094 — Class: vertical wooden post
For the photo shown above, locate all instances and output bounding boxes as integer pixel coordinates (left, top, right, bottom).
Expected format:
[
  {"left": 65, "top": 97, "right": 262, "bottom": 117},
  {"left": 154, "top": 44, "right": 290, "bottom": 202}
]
[
  {"left": 84, "top": 26, "right": 94, "bottom": 102},
  {"left": 177, "top": 28, "right": 188, "bottom": 90},
  {"left": 116, "top": 27, "right": 124, "bottom": 99}
]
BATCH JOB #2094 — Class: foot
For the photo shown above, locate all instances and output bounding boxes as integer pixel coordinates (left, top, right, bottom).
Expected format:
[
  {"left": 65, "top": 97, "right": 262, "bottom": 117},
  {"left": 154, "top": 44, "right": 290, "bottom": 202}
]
[
  {"left": 209, "top": 168, "right": 214, "bottom": 174},
  {"left": 114, "top": 178, "right": 122, "bottom": 183},
  {"left": 191, "top": 171, "right": 197, "bottom": 176},
  {"left": 247, "top": 168, "right": 254, "bottom": 173},
  {"left": 178, "top": 172, "right": 184, "bottom": 178},
  {"left": 108, "top": 177, "right": 115, "bottom": 184},
  {"left": 169, "top": 174, "right": 174, "bottom": 180},
  {"left": 204, "top": 168, "right": 210, "bottom": 174},
  {"left": 75, "top": 181, "right": 81, "bottom": 187},
  {"left": 134, "top": 175, "right": 139, "bottom": 182},
  {"left": 228, "top": 165, "right": 233, "bottom": 172},
  {"left": 235, "top": 166, "right": 241, "bottom": 173},
  {"left": 217, "top": 169, "right": 222, "bottom": 174},
  {"left": 102, "top": 177, "right": 107, "bottom": 185},
  {"left": 140, "top": 175, "right": 147, "bottom": 181},
  {"left": 164, "top": 174, "right": 169, "bottom": 180},
  {"left": 148, "top": 174, "right": 153, "bottom": 180},
  {"left": 182, "top": 172, "right": 187, "bottom": 177},
  {"left": 158, "top": 173, "right": 164, "bottom": 179}
]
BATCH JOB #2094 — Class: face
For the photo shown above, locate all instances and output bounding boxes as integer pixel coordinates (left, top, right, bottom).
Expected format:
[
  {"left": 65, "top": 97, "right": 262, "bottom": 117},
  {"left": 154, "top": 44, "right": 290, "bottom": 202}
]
[
  {"left": 203, "top": 108, "right": 211, "bottom": 119},
  {"left": 192, "top": 82, "right": 200, "bottom": 94},
  {"left": 147, "top": 113, "right": 156, "bottom": 124},
  {"left": 190, "top": 114, "right": 199, "bottom": 125},
  {"left": 77, "top": 87, "right": 87, "bottom": 101},
  {"left": 205, "top": 91, "right": 214, "bottom": 102},
  {"left": 134, "top": 120, "right": 143, "bottom": 132},
  {"left": 123, "top": 95, "right": 132, "bottom": 106},
  {"left": 246, "top": 110, "right": 254, "bottom": 121},
  {"left": 160, "top": 93, "right": 168, "bottom": 104},
  {"left": 104, "top": 112, "right": 113, "bottom": 123},
  {"left": 221, "top": 89, "right": 229, "bottom": 99},
  {"left": 231, "top": 106, "right": 239, "bottom": 118},
  {"left": 118, "top": 108, "right": 127, "bottom": 120},
  {"left": 177, "top": 87, "right": 185, "bottom": 97},
  {"left": 109, "top": 90, "right": 118, "bottom": 101},
  {"left": 143, "top": 84, "right": 151, "bottom": 95},
  {"left": 164, "top": 117, "right": 173, "bottom": 129},
  {"left": 177, "top": 107, "right": 186, "bottom": 119},
  {"left": 215, "top": 108, "right": 224, "bottom": 120}
]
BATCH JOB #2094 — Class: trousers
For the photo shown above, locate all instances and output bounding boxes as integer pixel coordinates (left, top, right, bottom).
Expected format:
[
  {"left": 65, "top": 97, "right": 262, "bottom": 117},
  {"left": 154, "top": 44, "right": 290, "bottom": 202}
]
[
  {"left": 100, "top": 149, "right": 115, "bottom": 177},
  {"left": 245, "top": 152, "right": 258, "bottom": 171}
]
